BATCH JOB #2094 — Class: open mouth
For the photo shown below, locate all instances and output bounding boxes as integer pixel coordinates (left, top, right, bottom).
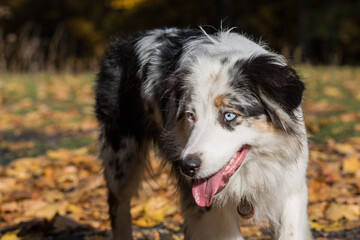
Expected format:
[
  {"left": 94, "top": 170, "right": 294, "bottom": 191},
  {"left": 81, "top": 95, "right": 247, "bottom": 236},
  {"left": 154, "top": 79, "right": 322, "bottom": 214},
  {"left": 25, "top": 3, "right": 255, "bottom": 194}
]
[{"left": 191, "top": 145, "right": 250, "bottom": 207}]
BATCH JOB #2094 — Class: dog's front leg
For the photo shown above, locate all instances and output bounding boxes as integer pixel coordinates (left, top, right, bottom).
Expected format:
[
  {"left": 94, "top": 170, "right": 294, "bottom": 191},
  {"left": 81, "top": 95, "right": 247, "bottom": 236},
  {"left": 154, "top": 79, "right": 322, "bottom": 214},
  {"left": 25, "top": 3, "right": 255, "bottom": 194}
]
[
  {"left": 277, "top": 182, "right": 312, "bottom": 240},
  {"left": 182, "top": 204, "right": 244, "bottom": 240},
  {"left": 101, "top": 137, "right": 149, "bottom": 240}
]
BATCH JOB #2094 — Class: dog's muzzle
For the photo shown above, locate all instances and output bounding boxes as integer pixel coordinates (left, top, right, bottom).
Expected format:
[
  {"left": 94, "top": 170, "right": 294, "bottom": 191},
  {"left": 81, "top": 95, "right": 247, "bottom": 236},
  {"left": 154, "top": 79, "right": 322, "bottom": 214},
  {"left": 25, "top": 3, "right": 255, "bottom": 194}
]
[{"left": 179, "top": 154, "right": 201, "bottom": 177}]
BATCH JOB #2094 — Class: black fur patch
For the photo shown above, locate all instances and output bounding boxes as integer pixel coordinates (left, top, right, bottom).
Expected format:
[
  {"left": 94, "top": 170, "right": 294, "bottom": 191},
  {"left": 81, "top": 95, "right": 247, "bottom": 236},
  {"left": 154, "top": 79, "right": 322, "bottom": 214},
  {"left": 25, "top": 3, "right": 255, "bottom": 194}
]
[
  {"left": 241, "top": 55, "right": 304, "bottom": 113},
  {"left": 231, "top": 54, "right": 304, "bottom": 132},
  {"left": 108, "top": 191, "right": 118, "bottom": 230},
  {"left": 95, "top": 35, "right": 148, "bottom": 151}
]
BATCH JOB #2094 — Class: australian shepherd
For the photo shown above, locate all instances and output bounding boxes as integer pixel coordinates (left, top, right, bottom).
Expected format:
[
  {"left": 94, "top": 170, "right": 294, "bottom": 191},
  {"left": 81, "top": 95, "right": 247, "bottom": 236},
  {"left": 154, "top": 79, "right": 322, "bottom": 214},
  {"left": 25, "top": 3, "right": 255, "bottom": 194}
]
[{"left": 95, "top": 28, "right": 311, "bottom": 240}]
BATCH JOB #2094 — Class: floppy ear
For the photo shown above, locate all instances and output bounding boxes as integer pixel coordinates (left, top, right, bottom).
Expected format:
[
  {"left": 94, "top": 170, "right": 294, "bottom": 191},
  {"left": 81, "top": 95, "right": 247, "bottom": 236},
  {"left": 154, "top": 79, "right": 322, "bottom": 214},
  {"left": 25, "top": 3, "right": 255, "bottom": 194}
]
[
  {"left": 240, "top": 54, "right": 305, "bottom": 133},
  {"left": 242, "top": 54, "right": 304, "bottom": 113}
]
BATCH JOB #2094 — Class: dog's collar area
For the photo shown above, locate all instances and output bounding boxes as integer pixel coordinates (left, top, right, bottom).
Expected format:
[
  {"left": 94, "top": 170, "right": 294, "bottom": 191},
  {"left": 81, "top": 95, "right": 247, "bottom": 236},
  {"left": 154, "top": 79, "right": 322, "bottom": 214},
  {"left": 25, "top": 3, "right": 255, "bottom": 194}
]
[{"left": 237, "top": 198, "right": 254, "bottom": 219}]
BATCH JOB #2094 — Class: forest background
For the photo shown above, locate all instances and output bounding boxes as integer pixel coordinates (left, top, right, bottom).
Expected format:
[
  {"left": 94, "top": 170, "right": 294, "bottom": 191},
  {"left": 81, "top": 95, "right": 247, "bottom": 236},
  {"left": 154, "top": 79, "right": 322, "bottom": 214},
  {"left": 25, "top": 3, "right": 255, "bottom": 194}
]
[{"left": 0, "top": 1, "right": 360, "bottom": 239}]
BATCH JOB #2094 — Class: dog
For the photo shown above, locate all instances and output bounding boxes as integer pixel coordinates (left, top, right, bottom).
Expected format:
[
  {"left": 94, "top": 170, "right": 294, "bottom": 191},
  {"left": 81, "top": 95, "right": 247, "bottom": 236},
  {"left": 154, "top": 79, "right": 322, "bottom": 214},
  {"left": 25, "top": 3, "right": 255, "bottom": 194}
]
[{"left": 95, "top": 27, "right": 312, "bottom": 240}]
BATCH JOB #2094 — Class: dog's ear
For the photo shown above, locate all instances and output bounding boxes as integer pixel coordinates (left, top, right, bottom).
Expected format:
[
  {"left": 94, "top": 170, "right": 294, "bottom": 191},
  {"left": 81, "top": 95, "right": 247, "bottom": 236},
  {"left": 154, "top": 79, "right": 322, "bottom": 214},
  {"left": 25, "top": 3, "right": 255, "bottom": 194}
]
[
  {"left": 241, "top": 54, "right": 304, "bottom": 133},
  {"left": 242, "top": 54, "right": 304, "bottom": 113}
]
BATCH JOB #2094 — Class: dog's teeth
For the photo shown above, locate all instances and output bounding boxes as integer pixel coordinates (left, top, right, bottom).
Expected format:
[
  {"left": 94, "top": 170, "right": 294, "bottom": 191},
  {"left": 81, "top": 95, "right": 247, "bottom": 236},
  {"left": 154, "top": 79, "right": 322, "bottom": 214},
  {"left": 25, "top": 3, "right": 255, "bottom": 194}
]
[
  {"left": 224, "top": 165, "right": 230, "bottom": 172},
  {"left": 229, "top": 158, "right": 234, "bottom": 164}
]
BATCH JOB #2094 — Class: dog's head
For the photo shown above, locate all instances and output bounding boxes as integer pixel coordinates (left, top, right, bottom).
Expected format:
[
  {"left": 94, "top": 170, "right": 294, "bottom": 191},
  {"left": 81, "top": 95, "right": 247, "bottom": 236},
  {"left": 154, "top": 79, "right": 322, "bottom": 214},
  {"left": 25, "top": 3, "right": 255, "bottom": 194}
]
[{"left": 162, "top": 32, "right": 306, "bottom": 207}]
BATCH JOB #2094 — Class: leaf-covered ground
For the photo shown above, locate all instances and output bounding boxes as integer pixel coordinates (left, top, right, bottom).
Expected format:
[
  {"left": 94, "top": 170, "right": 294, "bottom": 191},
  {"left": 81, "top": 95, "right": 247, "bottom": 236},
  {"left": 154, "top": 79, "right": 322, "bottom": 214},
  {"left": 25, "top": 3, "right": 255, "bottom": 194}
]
[{"left": 0, "top": 67, "right": 359, "bottom": 240}]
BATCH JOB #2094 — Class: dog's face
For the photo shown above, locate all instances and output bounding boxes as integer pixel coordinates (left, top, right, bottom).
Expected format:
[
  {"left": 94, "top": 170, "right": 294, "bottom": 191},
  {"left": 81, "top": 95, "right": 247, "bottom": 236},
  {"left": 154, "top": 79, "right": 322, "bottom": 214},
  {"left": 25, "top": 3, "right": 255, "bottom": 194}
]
[{"left": 175, "top": 53, "right": 305, "bottom": 207}]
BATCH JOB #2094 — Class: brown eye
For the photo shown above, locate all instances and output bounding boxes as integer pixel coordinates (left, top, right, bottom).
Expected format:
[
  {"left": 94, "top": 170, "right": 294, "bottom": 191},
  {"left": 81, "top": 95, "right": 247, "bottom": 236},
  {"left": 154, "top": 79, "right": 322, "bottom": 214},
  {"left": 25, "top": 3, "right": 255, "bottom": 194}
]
[{"left": 187, "top": 112, "right": 195, "bottom": 122}]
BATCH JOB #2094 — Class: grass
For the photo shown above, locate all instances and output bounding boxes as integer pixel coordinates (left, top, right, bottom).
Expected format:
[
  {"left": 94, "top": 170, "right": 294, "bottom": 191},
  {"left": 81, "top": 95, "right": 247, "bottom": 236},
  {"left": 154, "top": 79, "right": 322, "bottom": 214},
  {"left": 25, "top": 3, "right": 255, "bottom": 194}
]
[
  {"left": 297, "top": 65, "right": 360, "bottom": 143},
  {"left": 0, "top": 72, "right": 97, "bottom": 165},
  {"left": 0, "top": 65, "right": 359, "bottom": 164}
]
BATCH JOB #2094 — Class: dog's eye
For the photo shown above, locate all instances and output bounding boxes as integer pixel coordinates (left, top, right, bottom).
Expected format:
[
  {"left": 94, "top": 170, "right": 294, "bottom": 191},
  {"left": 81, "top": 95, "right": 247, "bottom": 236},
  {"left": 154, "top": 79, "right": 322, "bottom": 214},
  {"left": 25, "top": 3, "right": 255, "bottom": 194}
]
[
  {"left": 187, "top": 112, "right": 195, "bottom": 122},
  {"left": 224, "top": 112, "right": 237, "bottom": 122}
]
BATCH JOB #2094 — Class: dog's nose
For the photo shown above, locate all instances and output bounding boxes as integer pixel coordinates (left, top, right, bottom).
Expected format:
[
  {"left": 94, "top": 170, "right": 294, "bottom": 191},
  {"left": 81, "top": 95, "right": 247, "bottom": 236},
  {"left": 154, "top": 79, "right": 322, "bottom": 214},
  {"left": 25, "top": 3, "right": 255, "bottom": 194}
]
[{"left": 180, "top": 154, "right": 201, "bottom": 177}]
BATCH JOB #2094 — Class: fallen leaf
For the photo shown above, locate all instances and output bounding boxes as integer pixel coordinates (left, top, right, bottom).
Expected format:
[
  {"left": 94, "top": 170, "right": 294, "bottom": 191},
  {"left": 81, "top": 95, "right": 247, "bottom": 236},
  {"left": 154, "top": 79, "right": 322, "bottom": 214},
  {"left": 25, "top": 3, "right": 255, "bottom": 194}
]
[
  {"left": 25, "top": 201, "right": 68, "bottom": 220},
  {"left": 324, "top": 87, "right": 342, "bottom": 98},
  {"left": 46, "top": 149, "right": 73, "bottom": 160},
  {"left": 144, "top": 196, "right": 172, "bottom": 222},
  {"left": 22, "top": 199, "right": 48, "bottom": 211},
  {"left": 310, "top": 220, "right": 345, "bottom": 232},
  {"left": 343, "top": 155, "right": 360, "bottom": 174},
  {"left": 0, "top": 178, "right": 17, "bottom": 192},
  {"left": 133, "top": 215, "right": 160, "bottom": 228},
  {"left": 310, "top": 151, "right": 331, "bottom": 162},
  {"left": 5, "top": 141, "right": 35, "bottom": 151},
  {"left": 1, "top": 201, "right": 19, "bottom": 213},
  {"left": 130, "top": 204, "right": 144, "bottom": 218},
  {"left": 333, "top": 143, "right": 356, "bottom": 155},
  {"left": 308, "top": 202, "right": 327, "bottom": 220},
  {"left": 0, "top": 230, "right": 21, "bottom": 240},
  {"left": 67, "top": 204, "right": 83, "bottom": 214},
  {"left": 325, "top": 203, "right": 360, "bottom": 221}
]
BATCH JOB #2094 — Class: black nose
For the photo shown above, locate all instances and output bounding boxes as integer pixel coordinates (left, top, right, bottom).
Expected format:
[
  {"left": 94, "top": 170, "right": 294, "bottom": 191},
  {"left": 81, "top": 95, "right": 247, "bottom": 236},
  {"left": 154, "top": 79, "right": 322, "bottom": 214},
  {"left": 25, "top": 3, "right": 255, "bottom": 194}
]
[{"left": 180, "top": 154, "right": 201, "bottom": 177}]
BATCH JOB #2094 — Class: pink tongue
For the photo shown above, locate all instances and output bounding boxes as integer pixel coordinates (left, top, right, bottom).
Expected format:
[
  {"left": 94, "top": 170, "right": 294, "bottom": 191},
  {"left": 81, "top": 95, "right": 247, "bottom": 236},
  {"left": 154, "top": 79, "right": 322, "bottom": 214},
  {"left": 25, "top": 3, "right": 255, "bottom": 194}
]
[{"left": 192, "top": 145, "right": 249, "bottom": 207}]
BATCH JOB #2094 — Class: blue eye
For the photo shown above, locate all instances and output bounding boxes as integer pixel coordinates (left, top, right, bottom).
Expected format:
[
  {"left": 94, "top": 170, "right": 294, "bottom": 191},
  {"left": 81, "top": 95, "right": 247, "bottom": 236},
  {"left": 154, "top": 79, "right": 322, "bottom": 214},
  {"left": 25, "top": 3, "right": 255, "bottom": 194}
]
[{"left": 224, "top": 112, "right": 237, "bottom": 122}]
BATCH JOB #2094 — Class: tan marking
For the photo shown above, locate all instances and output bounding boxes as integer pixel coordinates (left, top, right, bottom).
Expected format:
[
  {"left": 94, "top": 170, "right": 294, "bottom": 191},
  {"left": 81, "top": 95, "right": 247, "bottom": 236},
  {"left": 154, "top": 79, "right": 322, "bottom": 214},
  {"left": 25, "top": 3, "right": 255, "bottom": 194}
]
[
  {"left": 235, "top": 117, "right": 244, "bottom": 124},
  {"left": 251, "top": 119, "right": 274, "bottom": 133},
  {"left": 214, "top": 95, "right": 230, "bottom": 109}
]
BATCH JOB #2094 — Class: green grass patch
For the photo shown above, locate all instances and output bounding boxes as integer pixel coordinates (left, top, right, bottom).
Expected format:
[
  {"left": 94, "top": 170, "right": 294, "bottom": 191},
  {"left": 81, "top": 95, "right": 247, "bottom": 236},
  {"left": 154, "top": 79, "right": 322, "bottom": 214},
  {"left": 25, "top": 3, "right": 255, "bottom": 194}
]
[
  {"left": 59, "top": 137, "right": 95, "bottom": 149},
  {"left": 297, "top": 65, "right": 360, "bottom": 143}
]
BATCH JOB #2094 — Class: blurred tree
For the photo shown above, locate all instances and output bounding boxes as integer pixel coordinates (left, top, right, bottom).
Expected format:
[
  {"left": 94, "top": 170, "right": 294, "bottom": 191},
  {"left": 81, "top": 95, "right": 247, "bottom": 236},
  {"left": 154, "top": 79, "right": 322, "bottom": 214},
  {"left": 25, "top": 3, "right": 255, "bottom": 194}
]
[{"left": 0, "top": 0, "right": 359, "bottom": 71}]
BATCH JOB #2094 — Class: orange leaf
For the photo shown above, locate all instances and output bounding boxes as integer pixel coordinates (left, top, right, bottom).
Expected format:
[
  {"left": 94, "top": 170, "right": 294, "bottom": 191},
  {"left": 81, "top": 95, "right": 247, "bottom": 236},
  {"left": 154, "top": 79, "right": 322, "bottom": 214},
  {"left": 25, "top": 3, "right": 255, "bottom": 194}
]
[{"left": 343, "top": 155, "right": 360, "bottom": 174}]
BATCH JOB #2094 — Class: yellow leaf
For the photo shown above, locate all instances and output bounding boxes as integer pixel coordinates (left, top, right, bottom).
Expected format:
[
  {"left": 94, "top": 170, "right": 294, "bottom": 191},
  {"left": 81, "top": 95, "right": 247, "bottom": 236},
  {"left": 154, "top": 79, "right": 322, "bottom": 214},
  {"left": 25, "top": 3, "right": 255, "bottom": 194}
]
[
  {"left": 46, "top": 149, "right": 73, "bottom": 160},
  {"left": 22, "top": 199, "right": 48, "bottom": 211},
  {"left": 1, "top": 201, "right": 18, "bottom": 213},
  {"left": 92, "top": 209, "right": 100, "bottom": 217},
  {"left": 133, "top": 215, "right": 159, "bottom": 228},
  {"left": 144, "top": 196, "right": 170, "bottom": 222},
  {"left": 324, "top": 87, "right": 342, "bottom": 98},
  {"left": 25, "top": 201, "right": 68, "bottom": 220},
  {"left": 340, "top": 113, "right": 357, "bottom": 122},
  {"left": 0, "top": 177, "right": 16, "bottom": 192},
  {"left": 1, "top": 230, "right": 21, "bottom": 240},
  {"left": 131, "top": 204, "right": 144, "bottom": 218},
  {"left": 343, "top": 155, "right": 360, "bottom": 173},
  {"left": 310, "top": 220, "right": 344, "bottom": 231},
  {"left": 309, "top": 150, "right": 330, "bottom": 161},
  {"left": 325, "top": 203, "right": 360, "bottom": 221},
  {"left": 334, "top": 143, "right": 356, "bottom": 155},
  {"left": 68, "top": 204, "right": 82, "bottom": 214},
  {"left": 308, "top": 202, "right": 327, "bottom": 220},
  {"left": 72, "top": 147, "right": 89, "bottom": 155}
]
